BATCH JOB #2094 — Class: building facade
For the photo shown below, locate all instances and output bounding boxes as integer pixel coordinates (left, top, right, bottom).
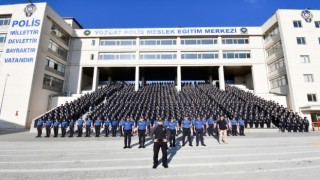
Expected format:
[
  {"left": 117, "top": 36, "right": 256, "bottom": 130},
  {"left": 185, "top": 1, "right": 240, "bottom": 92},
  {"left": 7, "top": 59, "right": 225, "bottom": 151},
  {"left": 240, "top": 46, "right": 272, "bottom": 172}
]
[{"left": 0, "top": 2, "right": 319, "bottom": 128}]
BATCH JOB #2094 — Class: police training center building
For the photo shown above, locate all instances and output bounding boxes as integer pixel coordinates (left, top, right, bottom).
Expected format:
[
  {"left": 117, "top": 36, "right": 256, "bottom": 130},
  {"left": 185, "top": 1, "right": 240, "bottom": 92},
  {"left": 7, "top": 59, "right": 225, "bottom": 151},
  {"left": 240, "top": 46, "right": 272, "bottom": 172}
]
[{"left": 0, "top": 2, "right": 319, "bottom": 129}]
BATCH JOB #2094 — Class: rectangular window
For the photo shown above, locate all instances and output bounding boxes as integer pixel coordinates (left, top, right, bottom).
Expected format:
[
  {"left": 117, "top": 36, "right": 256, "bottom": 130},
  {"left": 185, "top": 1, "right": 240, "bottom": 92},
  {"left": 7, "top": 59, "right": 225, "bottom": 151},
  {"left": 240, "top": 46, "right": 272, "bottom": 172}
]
[
  {"left": 100, "top": 39, "right": 136, "bottom": 46},
  {"left": 300, "top": 55, "right": 310, "bottom": 63},
  {"left": 43, "top": 74, "right": 64, "bottom": 92},
  {"left": 92, "top": 40, "right": 95, "bottom": 46},
  {"left": 181, "top": 52, "right": 219, "bottom": 59},
  {"left": 90, "top": 54, "right": 94, "bottom": 60},
  {"left": 268, "top": 58, "right": 285, "bottom": 73},
  {"left": 45, "top": 56, "right": 66, "bottom": 75},
  {"left": 270, "top": 75, "right": 288, "bottom": 89},
  {"left": 222, "top": 38, "right": 249, "bottom": 44},
  {"left": 181, "top": 38, "right": 218, "bottom": 45},
  {"left": 293, "top": 21, "right": 302, "bottom": 28},
  {"left": 0, "top": 34, "right": 6, "bottom": 43},
  {"left": 266, "top": 41, "right": 282, "bottom": 57},
  {"left": 140, "top": 39, "right": 176, "bottom": 46},
  {"left": 303, "top": 74, "right": 314, "bottom": 82},
  {"left": 99, "top": 52, "right": 136, "bottom": 60},
  {"left": 51, "top": 23, "right": 70, "bottom": 45},
  {"left": 0, "top": 16, "right": 11, "bottom": 27},
  {"left": 140, "top": 52, "right": 177, "bottom": 60},
  {"left": 315, "top": 21, "right": 320, "bottom": 28},
  {"left": 297, "top": 37, "right": 306, "bottom": 45},
  {"left": 48, "top": 40, "right": 68, "bottom": 60},
  {"left": 264, "top": 26, "right": 279, "bottom": 41},
  {"left": 223, "top": 51, "right": 251, "bottom": 59},
  {"left": 307, "top": 94, "right": 317, "bottom": 102}
]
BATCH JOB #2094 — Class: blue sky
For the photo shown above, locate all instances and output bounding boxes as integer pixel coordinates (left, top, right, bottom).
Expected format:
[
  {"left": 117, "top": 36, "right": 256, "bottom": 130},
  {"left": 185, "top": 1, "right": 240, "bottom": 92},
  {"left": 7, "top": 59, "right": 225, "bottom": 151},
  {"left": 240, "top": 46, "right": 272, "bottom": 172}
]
[{"left": 1, "top": 0, "right": 320, "bottom": 28}]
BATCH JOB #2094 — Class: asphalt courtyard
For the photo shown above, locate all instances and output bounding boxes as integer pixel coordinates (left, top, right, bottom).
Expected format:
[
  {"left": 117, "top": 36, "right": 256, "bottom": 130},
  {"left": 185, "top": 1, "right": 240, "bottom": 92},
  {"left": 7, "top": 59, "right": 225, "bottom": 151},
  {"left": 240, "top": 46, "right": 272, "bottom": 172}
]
[{"left": 0, "top": 129, "right": 319, "bottom": 180}]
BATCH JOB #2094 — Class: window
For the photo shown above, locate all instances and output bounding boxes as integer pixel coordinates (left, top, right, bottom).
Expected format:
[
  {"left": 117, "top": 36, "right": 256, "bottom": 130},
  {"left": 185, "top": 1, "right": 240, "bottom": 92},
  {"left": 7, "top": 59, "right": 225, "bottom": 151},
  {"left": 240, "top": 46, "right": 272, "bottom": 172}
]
[
  {"left": 140, "top": 39, "right": 176, "bottom": 46},
  {"left": 181, "top": 38, "right": 217, "bottom": 45},
  {"left": 43, "top": 74, "right": 64, "bottom": 92},
  {"left": 181, "top": 52, "right": 219, "bottom": 59},
  {"left": 304, "top": 74, "right": 314, "bottom": 82},
  {"left": 100, "top": 39, "right": 136, "bottom": 46},
  {"left": 307, "top": 94, "right": 317, "bottom": 102},
  {"left": 222, "top": 38, "right": 249, "bottom": 44},
  {"left": 140, "top": 52, "right": 177, "bottom": 60},
  {"left": 315, "top": 21, "right": 320, "bottom": 28},
  {"left": 266, "top": 41, "right": 282, "bottom": 57},
  {"left": 51, "top": 23, "right": 69, "bottom": 45},
  {"left": 300, "top": 55, "right": 310, "bottom": 63},
  {"left": 0, "top": 51, "right": 2, "bottom": 60},
  {"left": 98, "top": 52, "right": 136, "bottom": 60},
  {"left": 270, "top": 75, "right": 288, "bottom": 89},
  {"left": 90, "top": 54, "right": 94, "bottom": 60},
  {"left": 264, "top": 26, "right": 279, "bottom": 41},
  {"left": 0, "top": 16, "right": 11, "bottom": 27},
  {"left": 223, "top": 51, "right": 251, "bottom": 59},
  {"left": 297, "top": 37, "right": 306, "bottom": 45},
  {"left": 45, "top": 56, "right": 66, "bottom": 75},
  {"left": 293, "top": 21, "right": 302, "bottom": 28},
  {"left": 92, "top": 40, "right": 96, "bottom": 46},
  {"left": 48, "top": 40, "right": 68, "bottom": 60},
  {"left": 268, "top": 58, "right": 285, "bottom": 72},
  {"left": 0, "top": 34, "right": 6, "bottom": 43}
]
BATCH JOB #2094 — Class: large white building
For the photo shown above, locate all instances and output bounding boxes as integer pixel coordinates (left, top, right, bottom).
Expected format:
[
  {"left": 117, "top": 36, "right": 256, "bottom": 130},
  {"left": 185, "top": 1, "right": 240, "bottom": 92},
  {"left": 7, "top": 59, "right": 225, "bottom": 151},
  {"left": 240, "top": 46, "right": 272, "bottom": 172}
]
[{"left": 0, "top": 2, "right": 319, "bottom": 129}]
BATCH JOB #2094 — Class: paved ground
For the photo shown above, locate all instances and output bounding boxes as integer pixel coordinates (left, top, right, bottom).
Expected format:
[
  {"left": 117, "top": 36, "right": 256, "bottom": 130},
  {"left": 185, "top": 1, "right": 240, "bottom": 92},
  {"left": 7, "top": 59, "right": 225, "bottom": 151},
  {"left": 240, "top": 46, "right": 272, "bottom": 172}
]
[{"left": 0, "top": 129, "right": 319, "bottom": 180}]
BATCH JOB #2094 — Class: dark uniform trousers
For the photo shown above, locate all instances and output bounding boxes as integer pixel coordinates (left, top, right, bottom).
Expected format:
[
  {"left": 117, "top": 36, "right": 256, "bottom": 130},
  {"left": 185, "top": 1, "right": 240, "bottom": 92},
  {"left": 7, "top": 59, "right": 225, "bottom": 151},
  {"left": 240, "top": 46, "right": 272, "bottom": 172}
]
[
  {"left": 182, "top": 128, "right": 192, "bottom": 145},
  {"left": 147, "top": 126, "right": 151, "bottom": 136},
  {"left": 195, "top": 128, "right": 204, "bottom": 145},
  {"left": 138, "top": 130, "right": 146, "bottom": 146},
  {"left": 153, "top": 142, "right": 168, "bottom": 166},
  {"left": 112, "top": 126, "right": 117, "bottom": 136},
  {"left": 95, "top": 125, "right": 101, "bottom": 137},
  {"left": 53, "top": 127, "right": 59, "bottom": 137},
  {"left": 208, "top": 124, "right": 214, "bottom": 136},
  {"left": 105, "top": 126, "right": 110, "bottom": 136},
  {"left": 124, "top": 130, "right": 132, "bottom": 147},
  {"left": 293, "top": 125, "right": 297, "bottom": 132},
  {"left": 254, "top": 120, "right": 259, "bottom": 128},
  {"left": 266, "top": 120, "right": 271, "bottom": 128},
  {"left": 304, "top": 124, "right": 309, "bottom": 132},
  {"left": 244, "top": 120, "right": 248, "bottom": 128},
  {"left": 169, "top": 129, "right": 176, "bottom": 145},
  {"left": 69, "top": 126, "right": 74, "bottom": 137},
  {"left": 37, "top": 125, "right": 42, "bottom": 137},
  {"left": 259, "top": 121, "right": 264, "bottom": 128},
  {"left": 61, "top": 127, "right": 66, "bottom": 137},
  {"left": 249, "top": 120, "right": 254, "bottom": 128},
  {"left": 85, "top": 125, "right": 91, "bottom": 137},
  {"left": 231, "top": 125, "right": 237, "bottom": 135},
  {"left": 239, "top": 125, "right": 245, "bottom": 135},
  {"left": 77, "top": 126, "right": 83, "bottom": 137},
  {"left": 203, "top": 125, "right": 207, "bottom": 135},
  {"left": 120, "top": 126, "right": 124, "bottom": 136},
  {"left": 46, "top": 126, "right": 51, "bottom": 137}
]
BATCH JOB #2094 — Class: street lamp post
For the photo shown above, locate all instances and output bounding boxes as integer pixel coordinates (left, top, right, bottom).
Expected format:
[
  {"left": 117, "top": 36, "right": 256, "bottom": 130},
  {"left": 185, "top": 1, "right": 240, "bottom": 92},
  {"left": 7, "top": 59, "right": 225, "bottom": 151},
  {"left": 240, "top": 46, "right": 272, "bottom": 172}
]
[{"left": 0, "top": 74, "right": 10, "bottom": 115}]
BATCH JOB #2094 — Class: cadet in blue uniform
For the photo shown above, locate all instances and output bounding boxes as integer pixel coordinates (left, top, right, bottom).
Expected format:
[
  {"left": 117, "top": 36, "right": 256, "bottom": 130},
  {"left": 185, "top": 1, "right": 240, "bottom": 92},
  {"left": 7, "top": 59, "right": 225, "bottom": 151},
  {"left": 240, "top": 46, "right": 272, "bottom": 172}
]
[
  {"left": 94, "top": 117, "right": 102, "bottom": 137},
  {"left": 137, "top": 117, "right": 148, "bottom": 148},
  {"left": 36, "top": 118, "right": 44, "bottom": 137},
  {"left": 207, "top": 115, "right": 214, "bottom": 136},
  {"left": 85, "top": 117, "right": 93, "bottom": 137},
  {"left": 111, "top": 119, "right": 118, "bottom": 137},
  {"left": 226, "top": 117, "right": 231, "bottom": 136},
  {"left": 119, "top": 118, "right": 125, "bottom": 137},
  {"left": 191, "top": 117, "right": 196, "bottom": 136},
  {"left": 77, "top": 118, "right": 85, "bottom": 137},
  {"left": 303, "top": 117, "right": 309, "bottom": 132},
  {"left": 230, "top": 117, "right": 238, "bottom": 136},
  {"left": 61, "top": 119, "right": 68, "bottom": 137},
  {"left": 163, "top": 118, "right": 169, "bottom": 128},
  {"left": 168, "top": 117, "right": 178, "bottom": 147},
  {"left": 152, "top": 119, "right": 168, "bottom": 169},
  {"left": 194, "top": 116, "right": 206, "bottom": 146},
  {"left": 182, "top": 116, "right": 193, "bottom": 147},
  {"left": 104, "top": 117, "right": 111, "bottom": 137},
  {"left": 53, "top": 119, "right": 60, "bottom": 138},
  {"left": 45, "top": 118, "right": 53, "bottom": 137},
  {"left": 202, "top": 116, "right": 207, "bottom": 136},
  {"left": 238, "top": 116, "right": 245, "bottom": 136},
  {"left": 214, "top": 117, "right": 219, "bottom": 137},
  {"left": 123, "top": 117, "right": 134, "bottom": 149},
  {"left": 146, "top": 118, "right": 151, "bottom": 136},
  {"left": 68, "top": 119, "right": 75, "bottom": 137}
]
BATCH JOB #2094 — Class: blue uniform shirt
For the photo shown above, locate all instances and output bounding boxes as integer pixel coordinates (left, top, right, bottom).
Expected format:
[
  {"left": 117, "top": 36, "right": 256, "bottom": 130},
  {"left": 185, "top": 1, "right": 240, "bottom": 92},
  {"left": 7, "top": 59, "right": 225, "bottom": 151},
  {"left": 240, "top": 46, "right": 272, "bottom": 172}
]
[
  {"left": 153, "top": 121, "right": 158, "bottom": 127},
  {"left": 37, "top": 120, "right": 44, "bottom": 126},
  {"left": 208, "top": 119, "right": 214, "bottom": 125},
  {"left": 111, "top": 120, "right": 118, "bottom": 126},
  {"left": 85, "top": 120, "right": 92, "bottom": 126},
  {"left": 45, "top": 120, "right": 53, "bottom": 126},
  {"left": 226, "top": 119, "right": 230, "bottom": 125},
  {"left": 104, "top": 120, "right": 110, "bottom": 126},
  {"left": 194, "top": 120, "right": 204, "bottom": 129},
  {"left": 191, "top": 119, "right": 195, "bottom": 126},
  {"left": 123, "top": 121, "right": 134, "bottom": 130},
  {"left": 168, "top": 121, "right": 177, "bottom": 130},
  {"left": 202, "top": 119, "right": 207, "bottom": 126},
  {"left": 69, "top": 121, "right": 74, "bottom": 127},
  {"left": 53, "top": 121, "right": 60, "bottom": 127},
  {"left": 137, "top": 121, "right": 147, "bottom": 130},
  {"left": 77, "top": 120, "right": 84, "bottom": 126},
  {"left": 182, "top": 120, "right": 191, "bottom": 128},
  {"left": 61, "top": 121, "right": 67, "bottom": 128},
  {"left": 163, "top": 120, "right": 169, "bottom": 127},
  {"left": 146, "top": 120, "right": 151, "bottom": 126},
  {"left": 238, "top": 119, "right": 245, "bottom": 126},
  {"left": 119, "top": 120, "right": 125, "bottom": 126},
  {"left": 231, "top": 120, "right": 237, "bottom": 126},
  {"left": 95, "top": 119, "right": 102, "bottom": 126}
]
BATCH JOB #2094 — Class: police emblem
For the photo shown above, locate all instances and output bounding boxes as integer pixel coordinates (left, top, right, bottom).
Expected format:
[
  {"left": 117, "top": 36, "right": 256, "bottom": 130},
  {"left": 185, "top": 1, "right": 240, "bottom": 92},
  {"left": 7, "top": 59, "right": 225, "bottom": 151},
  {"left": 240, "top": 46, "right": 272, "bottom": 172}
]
[
  {"left": 301, "top": 9, "right": 313, "bottom": 23},
  {"left": 84, "top": 30, "right": 91, "bottom": 36},
  {"left": 25, "top": 3, "right": 37, "bottom": 17},
  {"left": 240, "top": 27, "right": 248, "bottom": 34}
]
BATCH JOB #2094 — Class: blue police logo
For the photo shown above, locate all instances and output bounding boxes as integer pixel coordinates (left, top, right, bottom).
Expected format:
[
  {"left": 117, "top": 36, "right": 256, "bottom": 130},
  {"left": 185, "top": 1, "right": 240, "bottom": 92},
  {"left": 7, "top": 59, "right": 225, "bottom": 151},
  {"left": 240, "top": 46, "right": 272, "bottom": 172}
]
[
  {"left": 84, "top": 30, "right": 91, "bottom": 36},
  {"left": 240, "top": 27, "right": 248, "bottom": 34},
  {"left": 24, "top": 3, "right": 37, "bottom": 17},
  {"left": 301, "top": 9, "right": 313, "bottom": 23}
]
